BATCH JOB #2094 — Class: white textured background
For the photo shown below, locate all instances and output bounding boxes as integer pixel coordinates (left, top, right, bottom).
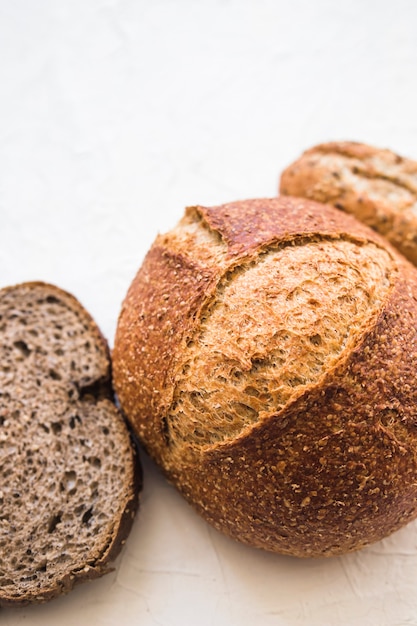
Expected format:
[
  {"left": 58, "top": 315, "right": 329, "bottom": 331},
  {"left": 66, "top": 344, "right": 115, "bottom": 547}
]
[{"left": 2, "top": 1, "right": 417, "bottom": 625}]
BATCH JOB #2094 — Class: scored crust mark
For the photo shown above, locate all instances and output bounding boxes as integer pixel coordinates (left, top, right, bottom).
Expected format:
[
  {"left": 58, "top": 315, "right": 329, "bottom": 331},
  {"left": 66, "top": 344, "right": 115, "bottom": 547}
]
[
  {"left": 0, "top": 283, "right": 139, "bottom": 606},
  {"left": 165, "top": 235, "right": 393, "bottom": 448}
]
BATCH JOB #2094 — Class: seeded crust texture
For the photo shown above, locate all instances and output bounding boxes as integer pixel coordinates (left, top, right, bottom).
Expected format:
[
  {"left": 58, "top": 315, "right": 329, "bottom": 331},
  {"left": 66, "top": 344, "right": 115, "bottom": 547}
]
[
  {"left": 279, "top": 141, "right": 417, "bottom": 265},
  {"left": 113, "top": 197, "right": 417, "bottom": 557},
  {"left": 0, "top": 282, "right": 140, "bottom": 607}
]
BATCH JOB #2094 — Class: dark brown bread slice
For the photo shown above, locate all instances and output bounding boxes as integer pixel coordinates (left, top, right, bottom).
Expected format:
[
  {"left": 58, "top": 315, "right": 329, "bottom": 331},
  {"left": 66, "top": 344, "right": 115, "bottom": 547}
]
[
  {"left": 279, "top": 141, "right": 417, "bottom": 265},
  {"left": 113, "top": 197, "right": 417, "bottom": 558},
  {"left": 0, "top": 282, "right": 140, "bottom": 607}
]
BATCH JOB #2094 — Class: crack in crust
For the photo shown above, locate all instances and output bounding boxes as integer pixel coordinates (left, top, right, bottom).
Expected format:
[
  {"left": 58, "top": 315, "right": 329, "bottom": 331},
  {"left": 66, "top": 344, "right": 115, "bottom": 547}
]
[{"left": 165, "top": 233, "right": 393, "bottom": 448}]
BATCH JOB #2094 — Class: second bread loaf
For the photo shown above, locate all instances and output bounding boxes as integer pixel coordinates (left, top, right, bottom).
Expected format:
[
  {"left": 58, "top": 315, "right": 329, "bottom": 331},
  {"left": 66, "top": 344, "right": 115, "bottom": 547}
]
[{"left": 280, "top": 141, "right": 417, "bottom": 265}]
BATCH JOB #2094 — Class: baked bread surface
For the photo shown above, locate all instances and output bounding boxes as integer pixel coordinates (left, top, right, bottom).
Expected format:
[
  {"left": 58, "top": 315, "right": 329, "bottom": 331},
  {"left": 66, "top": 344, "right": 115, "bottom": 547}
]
[
  {"left": 279, "top": 141, "right": 417, "bottom": 265},
  {"left": 0, "top": 282, "right": 140, "bottom": 606},
  {"left": 114, "top": 197, "right": 417, "bottom": 557}
]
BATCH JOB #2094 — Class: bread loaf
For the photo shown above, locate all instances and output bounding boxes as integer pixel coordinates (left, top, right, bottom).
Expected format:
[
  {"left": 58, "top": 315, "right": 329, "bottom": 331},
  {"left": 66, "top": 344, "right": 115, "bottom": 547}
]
[
  {"left": 0, "top": 282, "right": 140, "bottom": 606},
  {"left": 113, "top": 197, "right": 417, "bottom": 557},
  {"left": 279, "top": 141, "right": 417, "bottom": 265}
]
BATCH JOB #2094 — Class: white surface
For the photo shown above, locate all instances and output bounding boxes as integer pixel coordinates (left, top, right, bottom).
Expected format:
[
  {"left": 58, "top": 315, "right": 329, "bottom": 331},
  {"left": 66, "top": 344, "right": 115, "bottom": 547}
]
[{"left": 2, "top": 1, "right": 417, "bottom": 624}]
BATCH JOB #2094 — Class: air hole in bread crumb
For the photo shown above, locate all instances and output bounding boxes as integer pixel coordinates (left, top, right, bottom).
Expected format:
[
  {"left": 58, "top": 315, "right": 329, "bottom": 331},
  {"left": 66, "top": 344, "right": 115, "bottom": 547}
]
[
  {"left": 82, "top": 507, "right": 93, "bottom": 525},
  {"left": 13, "top": 340, "right": 31, "bottom": 357},
  {"left": 64, "top": 471, "right": 77, "bottom": 491},
  {"left": 48, "top": 512, "right": 62, "bottom": 533},
  {"left": 51, "top": 422, "right": 62, "bottom": 435},
  {"left": 245, "top": 386, "right": 260, "bottom": 398},
  {"left": 69, "top": 415, "right": 81, "bottom": 429},
  {"left": 309, "top": 334, "right": 322, "bottom": 346},
  {"left": 49, "top": 369, "right": 61, "bottom": 381},
  {"left": 20, "top": 574, "right": 37, "bottom": 582},
  {"left": 189, "top": 392, "right": 203, "bottom": 408},
  {"left": 45, "top": 295, "right": 60, "bottom": 305}
]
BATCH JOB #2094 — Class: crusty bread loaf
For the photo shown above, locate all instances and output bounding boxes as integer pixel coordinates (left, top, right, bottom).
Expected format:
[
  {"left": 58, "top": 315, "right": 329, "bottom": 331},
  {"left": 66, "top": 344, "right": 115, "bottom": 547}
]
[
  {"left": 279, "top": 141, "right": 417, "bottom": 265},
  {"left": 113, "top": 197, "right": 417, "bottom": 557},
  {"left": 0, "top": 282, "right": 140, "bottom": 607}
]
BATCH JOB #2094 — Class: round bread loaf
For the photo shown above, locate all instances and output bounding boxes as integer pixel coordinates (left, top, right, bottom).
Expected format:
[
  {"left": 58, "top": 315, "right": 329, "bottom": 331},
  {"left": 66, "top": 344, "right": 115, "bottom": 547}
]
[{"left": 113, "top": 196, "right": 417, "bottom": 557}]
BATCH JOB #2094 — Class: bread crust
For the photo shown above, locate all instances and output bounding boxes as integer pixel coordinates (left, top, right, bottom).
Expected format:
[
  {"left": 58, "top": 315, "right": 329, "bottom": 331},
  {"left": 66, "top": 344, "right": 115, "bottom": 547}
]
[
  {"left": 0, "top": 282, "right": 141, "bottom": 606},
  {"left": 279, "top": 141, "right": 417, "bottom": 265},
  {"left": 113, "top": 197, "right": 417, "bottom": 556}
]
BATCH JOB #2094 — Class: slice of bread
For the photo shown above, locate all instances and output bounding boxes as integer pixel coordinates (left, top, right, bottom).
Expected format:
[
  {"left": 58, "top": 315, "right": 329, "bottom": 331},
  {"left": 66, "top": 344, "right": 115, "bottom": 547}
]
[{"left": 0, "top": 282, "right": 140, "bottom": 607}]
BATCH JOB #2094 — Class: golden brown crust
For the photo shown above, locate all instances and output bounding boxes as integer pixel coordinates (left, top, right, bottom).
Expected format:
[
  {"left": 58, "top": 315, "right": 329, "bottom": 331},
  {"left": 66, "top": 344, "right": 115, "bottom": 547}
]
[
  {"left": 114, "top": 245, "right": 218, "bottom": 459},
  {"left": 113, "top": 197, "right": 417, "bottom": 557},
  {"left": 279, "top": 141, "right": 417, "bottom": 265},
  {"left": 196, "top": 196, "right": 383, "bottom": 256},
  {"left": 167, "top": 268, "right": 417, "bottom": 556}
]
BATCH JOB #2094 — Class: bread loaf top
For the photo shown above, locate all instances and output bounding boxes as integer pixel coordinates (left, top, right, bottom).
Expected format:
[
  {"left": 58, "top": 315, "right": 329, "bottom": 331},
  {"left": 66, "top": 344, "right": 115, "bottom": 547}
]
[
  {"left": 114, "top": 197, "right": 398, "bottom": 456},
  {"left": 113, "top": 197, "right": 417, "bottom": 556}
]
